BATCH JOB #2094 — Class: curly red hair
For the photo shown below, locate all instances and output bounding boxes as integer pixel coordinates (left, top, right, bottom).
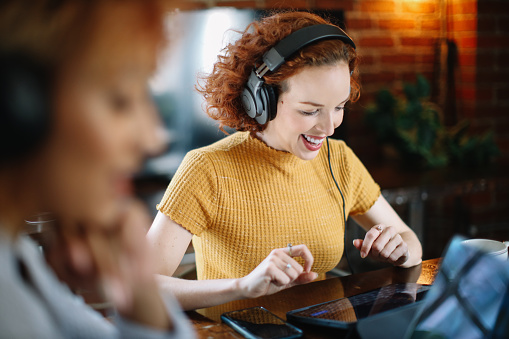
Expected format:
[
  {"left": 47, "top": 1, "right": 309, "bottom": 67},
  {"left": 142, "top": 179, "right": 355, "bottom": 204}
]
[{"left": 197, "top": 11, "right": 360, "bottom": 134}]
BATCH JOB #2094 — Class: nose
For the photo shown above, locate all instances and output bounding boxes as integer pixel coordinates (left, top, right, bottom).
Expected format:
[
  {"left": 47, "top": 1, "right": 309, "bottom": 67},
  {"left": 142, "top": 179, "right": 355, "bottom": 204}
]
[
  {"left": 317, "top": 109, "right": 343, "bottom": 137},
  {"left": 132, "top": 96, "right": 166, "bottom": 158}
]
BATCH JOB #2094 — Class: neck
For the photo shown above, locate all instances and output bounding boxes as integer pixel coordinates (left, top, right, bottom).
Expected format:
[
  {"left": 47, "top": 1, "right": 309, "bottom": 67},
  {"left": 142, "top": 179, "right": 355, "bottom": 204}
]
[{"left": 255, "top": 130, "right": 286, "bottom": 153}]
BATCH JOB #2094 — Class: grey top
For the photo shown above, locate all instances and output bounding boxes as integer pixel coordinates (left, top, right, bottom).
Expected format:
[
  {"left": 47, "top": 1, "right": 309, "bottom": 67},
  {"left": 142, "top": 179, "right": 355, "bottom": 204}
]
[{"left": 0, "top": 227, "right": 195, "bottom": 339}]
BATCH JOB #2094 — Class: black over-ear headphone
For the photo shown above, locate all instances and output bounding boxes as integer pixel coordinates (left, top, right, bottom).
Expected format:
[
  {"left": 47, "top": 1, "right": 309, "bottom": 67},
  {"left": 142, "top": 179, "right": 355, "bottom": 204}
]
[
  {"left": 241, "top": 24, "right": 356, "bottom": 125},
  {"left": 0, "top": 53, "right": 51, "bottom": 162}
]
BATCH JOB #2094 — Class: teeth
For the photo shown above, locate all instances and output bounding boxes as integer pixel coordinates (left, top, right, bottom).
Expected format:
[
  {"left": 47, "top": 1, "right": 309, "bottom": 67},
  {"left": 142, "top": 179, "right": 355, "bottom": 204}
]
[{"left": 303, "top": 134, "right": 324, "bottom": 145}]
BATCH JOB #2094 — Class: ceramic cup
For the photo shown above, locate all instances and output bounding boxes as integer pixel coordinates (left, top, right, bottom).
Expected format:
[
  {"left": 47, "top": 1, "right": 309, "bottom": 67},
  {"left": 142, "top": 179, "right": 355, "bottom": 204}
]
[{"left": 462, "top": 239, "right": 509, "bottom": 261}]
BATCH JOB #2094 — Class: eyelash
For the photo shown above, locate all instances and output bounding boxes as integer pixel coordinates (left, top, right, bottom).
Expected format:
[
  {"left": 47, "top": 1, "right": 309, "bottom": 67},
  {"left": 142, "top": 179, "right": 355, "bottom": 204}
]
[
  {"left": 299, "top": 107, "right": 345, "bottom": 116},
  {"left": 300, "top": 109, "right": 319, "bottom": 116}
]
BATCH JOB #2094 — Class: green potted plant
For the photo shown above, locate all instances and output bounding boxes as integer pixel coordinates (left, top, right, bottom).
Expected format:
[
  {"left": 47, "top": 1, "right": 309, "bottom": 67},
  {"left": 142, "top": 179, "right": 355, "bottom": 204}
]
[{"left": 364, "top": 75, "right": 499, "bottom": 169}]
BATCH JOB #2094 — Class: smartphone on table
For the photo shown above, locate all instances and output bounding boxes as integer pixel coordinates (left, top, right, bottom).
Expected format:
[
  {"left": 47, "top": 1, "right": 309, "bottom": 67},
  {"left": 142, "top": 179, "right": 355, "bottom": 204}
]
[{"left": 221, "top": 306, "right": 303, "bottom": 339}]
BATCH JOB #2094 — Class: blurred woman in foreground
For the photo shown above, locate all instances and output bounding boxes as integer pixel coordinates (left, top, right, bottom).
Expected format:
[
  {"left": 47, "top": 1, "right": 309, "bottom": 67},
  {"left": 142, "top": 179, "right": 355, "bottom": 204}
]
[{"left": 0, "top": 1, "right": 193, "bottom": 337}]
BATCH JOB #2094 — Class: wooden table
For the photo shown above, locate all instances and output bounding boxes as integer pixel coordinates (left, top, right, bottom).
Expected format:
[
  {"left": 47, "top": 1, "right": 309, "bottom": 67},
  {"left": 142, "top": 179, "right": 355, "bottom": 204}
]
[{"left": 186, "top": 258, "right": 440, "bottom": 338}]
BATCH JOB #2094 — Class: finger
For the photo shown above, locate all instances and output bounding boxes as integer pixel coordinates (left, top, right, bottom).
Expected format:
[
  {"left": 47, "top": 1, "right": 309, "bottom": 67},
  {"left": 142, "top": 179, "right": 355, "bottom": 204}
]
[
  {"left": 67, "top": 236, "right": 95, "bottom": 276},
  {"left": 389, "top": 243, "right": 409, "bottom": 266},
  {"left": 265, "top": 264, "right": 292, "bottom": 287},
  {"left": 378, "top": 235, "right": 401, "bottom": 261},
  {"left": 269, "top": 253, "right": 303, "bottom": 279},
  {"left": 281, "top": 262, "right": 301, "bottom": 282},
  {"left": 285, "top": 244, "right": 314, "bottom": 273},
  {"left": 353, "top": 239, "right": 363, "bottom": 251},
  {"left": 360, "top": 224, "right": 385, "bottom": 258},
  {"left": 86, "top": 230, "right": 130, "bottom": 311},
  {"left": 293, "top": 272, "right": 319, "bottom": 285}
]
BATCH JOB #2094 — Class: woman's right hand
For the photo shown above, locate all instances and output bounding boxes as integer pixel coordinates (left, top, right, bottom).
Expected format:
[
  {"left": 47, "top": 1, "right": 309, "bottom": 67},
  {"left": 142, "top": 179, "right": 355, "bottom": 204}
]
[{"left": 236, "top": 244, "right": 318, "bottom": 299}]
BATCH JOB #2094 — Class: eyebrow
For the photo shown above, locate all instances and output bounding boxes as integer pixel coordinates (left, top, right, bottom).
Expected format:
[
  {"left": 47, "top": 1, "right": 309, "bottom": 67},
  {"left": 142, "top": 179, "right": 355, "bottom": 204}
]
[{"left": 299, "top": 95, "right": 351, "bottom": 107}]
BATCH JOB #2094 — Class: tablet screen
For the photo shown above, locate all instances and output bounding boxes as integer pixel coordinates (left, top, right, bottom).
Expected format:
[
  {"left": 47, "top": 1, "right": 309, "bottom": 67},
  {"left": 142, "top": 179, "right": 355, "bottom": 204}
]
[{"left": 287, "top": 283, "right": 431, "bottom": 328}]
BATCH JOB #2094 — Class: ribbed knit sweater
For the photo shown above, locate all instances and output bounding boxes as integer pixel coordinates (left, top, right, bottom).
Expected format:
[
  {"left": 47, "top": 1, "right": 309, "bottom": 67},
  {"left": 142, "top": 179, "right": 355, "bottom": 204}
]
[{"left": 157, "top": 132, "right": 380, "bottom": 280}]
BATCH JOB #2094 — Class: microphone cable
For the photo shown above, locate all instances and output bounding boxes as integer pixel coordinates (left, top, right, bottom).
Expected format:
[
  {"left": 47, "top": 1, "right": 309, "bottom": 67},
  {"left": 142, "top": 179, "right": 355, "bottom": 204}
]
[{"left": 326, "top": 137, "right": 354, "bottom": 274}]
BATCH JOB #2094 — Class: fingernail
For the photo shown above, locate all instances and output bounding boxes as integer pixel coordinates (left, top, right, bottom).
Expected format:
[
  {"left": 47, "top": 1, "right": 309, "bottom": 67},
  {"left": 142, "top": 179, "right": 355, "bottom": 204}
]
[
  {"left": 352, "top": 240, "right": 356, "bottom": 246},
  {"left": 361, "top": 252, "right": 366, "bottom": 258}
]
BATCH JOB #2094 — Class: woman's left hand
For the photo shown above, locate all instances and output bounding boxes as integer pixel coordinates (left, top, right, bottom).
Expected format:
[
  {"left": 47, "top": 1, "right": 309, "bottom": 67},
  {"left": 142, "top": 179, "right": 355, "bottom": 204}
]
[{"left": 352, "top": 224, "right": 409, "bottom": 266}]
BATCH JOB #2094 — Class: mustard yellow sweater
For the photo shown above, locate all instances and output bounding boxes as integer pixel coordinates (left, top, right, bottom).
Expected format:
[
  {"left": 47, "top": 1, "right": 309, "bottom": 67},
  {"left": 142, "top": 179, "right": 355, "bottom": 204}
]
[{"left": 157, "top": 132, "right": 380, "bottom": 280}]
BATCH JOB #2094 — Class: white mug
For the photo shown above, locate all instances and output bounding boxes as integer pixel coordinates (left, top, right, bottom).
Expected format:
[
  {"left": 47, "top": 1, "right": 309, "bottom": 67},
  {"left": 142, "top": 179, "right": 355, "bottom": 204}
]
[{"left": 462, "top": 239, "right": 509, "bottom": 261}]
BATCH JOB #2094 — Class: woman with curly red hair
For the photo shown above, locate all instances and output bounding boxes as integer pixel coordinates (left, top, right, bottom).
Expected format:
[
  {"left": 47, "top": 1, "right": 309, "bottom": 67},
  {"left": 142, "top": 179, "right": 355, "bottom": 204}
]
[{"left": 148, "top": 11, "right": 422, "bottom": 310}]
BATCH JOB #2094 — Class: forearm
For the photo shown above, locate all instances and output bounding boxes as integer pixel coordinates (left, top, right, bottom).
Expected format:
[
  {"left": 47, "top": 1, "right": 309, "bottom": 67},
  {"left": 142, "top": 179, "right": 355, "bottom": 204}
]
[
  {"left": 156, "top": 274, "right": 244, "bottom": 311},
  {"left": 399, "top": 230, "right": 422, "bottom": 268}
]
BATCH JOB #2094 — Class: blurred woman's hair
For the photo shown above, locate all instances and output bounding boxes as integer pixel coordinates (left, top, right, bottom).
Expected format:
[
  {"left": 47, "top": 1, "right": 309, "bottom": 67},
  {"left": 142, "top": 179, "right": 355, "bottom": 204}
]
[
  {"left": 197, "top": 11, "right": 360, "bottom": 134},
  {"left": 0, "top": 0, "right": 169, "bottom": 76}
]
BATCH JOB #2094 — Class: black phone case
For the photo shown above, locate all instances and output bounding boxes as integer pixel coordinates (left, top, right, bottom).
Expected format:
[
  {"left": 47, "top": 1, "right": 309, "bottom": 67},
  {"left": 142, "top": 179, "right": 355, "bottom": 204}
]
[{"left": 221, "top": 306, "right": 303, "bottom": 339}]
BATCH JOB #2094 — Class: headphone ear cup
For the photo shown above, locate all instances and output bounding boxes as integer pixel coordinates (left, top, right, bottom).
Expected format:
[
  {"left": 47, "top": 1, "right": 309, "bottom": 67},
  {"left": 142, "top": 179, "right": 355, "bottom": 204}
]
[
  {"left": 0, "top": 54, "right": 51, "bottom": 161},
  {"left": 241, "top": 86, "right": 258, "bottom": 119},
  {"left": 255, "top": 84, "right": 278, "bottom": 125},
  {"left": 265, "top": 84, "right": 278, "bottom": 122}
]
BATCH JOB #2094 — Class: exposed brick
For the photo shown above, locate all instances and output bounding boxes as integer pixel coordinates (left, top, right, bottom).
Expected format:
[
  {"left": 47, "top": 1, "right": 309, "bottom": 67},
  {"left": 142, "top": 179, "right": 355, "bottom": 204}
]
[
  {"left": 459, "top": 70, "right": 476, "bottom": 83},
  {"left": 378, "top": 19, "right": 416, "bottom": 30},
  {"left": 359, "top": 36, "right": 395, "bottom": 47},
  {"left": 400, "top": 37, "right": 436, "bottom": 47},
  {"left": 359, "top": 1, "right": 395, "bottom": 13},
  {"left": 458, "top": 53, "right": 476, "bottom": 67},
  {"left": 359, "top": 55, "right": 376, "bottom": 65},
  {"left": 315, "top": 0, "right": 354, "bottom": 11},
  {"left": 422, "top": 19, "right": 440, "bottom": 31},
  {"left": 402, "top": 2, "right": 437, "bottom": 14},
  {"left": 360, "top": 71, "right": 396, "bottom": 84},
  {"left": 265, "top": 0, "right": 308, "bottom": 8},
  {"left": 216, "top": 1, "right": 258, "bottom": 8},
  {"left": 457, "top": 36, "right": 477, "bottom": 49},
  {"left": 419, "top": 53, "right": 436, "bottom": 64},
  {"left": 347, "top": 18, "right": 373, "bottom": 30},
  {"left": 451, "top": 18, "right": 477, "bottom": 32},
  {"left": 380, "top": 54, "right": 416, "bottom": 64},
  {"left": 401, "top": 71, "right": 431, "bottom": 83},
  {"left": 174, "top": 1, "right": 209, "bottom": 10},
  {"left": 447, "top": 1, "right": 477, "bottom": 15},
  {"left": 458, "top": 87, "right": 476, "bottom": 101}
]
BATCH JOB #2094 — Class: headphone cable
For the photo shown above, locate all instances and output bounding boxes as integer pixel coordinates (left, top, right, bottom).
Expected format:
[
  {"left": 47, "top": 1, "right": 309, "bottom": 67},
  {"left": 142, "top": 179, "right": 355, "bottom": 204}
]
[{"left": 326, "top": 137, "right": 354, "bottom": 275}]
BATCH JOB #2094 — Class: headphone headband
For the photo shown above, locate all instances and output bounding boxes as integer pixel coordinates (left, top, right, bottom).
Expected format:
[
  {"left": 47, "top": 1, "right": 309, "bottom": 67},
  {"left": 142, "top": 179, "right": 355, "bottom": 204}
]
[{"left": 256, "top": 24, "right": 356, "bottom": 78}]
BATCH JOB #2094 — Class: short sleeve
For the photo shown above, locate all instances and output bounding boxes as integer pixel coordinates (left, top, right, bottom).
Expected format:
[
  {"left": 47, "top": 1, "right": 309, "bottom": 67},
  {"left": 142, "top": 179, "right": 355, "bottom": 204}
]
[
  {"left": 156, "top": 150, "right": 218, "bottom": 236},
  {"left": 340, "top": 144, "right": 381, "bottom": 216}
]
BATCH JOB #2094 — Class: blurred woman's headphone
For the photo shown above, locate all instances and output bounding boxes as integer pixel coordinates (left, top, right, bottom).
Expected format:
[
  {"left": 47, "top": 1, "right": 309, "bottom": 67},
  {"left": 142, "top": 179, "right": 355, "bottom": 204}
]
[
  {"left": 0, "top": 53, "right": 51, "bottom": 162},
  {"left": 241, "top": 24, "right": 356, "bottom": 125}
]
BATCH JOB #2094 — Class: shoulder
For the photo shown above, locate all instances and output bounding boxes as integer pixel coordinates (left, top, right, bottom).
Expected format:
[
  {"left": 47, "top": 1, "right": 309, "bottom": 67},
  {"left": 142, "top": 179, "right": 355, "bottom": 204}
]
[
  {"left": 180, "top": 132, "right": 250, "bottom": 168},
  {"left": 190, "top": 132, "right": 249, "bottom": 156}
]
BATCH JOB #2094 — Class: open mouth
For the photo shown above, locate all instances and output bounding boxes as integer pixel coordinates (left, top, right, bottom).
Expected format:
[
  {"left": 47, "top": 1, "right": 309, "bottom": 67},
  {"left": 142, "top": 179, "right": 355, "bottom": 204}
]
[{"left": 301, "top": 134, "right": 325, "bottom": 151}]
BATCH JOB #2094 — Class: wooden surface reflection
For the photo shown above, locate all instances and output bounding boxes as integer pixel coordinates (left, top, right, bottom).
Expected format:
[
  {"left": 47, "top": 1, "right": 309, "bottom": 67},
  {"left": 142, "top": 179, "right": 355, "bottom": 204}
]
[{"left": 186, "top": 258, "right": 440, "bottom": 338}]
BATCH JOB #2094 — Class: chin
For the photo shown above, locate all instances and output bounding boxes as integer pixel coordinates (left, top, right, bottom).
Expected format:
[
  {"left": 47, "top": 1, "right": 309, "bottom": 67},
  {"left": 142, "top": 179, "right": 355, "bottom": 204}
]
[{"left": 295, "top": 150, "right": 320, "bottom": 161}]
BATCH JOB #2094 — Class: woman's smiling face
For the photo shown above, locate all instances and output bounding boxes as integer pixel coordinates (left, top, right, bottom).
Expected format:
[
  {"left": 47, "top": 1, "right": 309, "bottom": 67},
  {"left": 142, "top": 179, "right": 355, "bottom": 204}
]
[{"left": 257, "top": 62, "right": 351, "bottom": 160}]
